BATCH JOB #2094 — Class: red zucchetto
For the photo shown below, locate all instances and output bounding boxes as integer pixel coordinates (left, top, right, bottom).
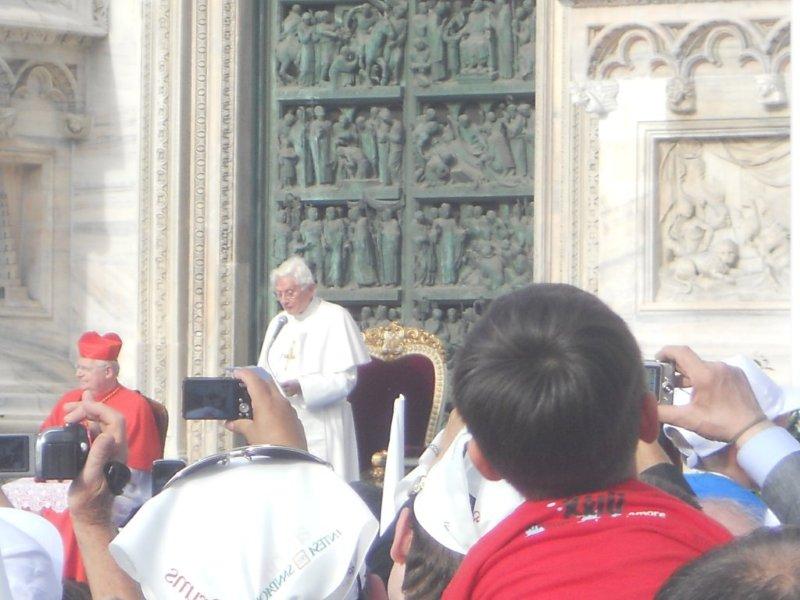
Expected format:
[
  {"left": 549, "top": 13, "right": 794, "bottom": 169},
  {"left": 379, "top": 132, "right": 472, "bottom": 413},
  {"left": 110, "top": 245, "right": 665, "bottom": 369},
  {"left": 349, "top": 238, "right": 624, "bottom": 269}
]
[{"left": 78, "top": 331, "right": 123, "bottom": 360}]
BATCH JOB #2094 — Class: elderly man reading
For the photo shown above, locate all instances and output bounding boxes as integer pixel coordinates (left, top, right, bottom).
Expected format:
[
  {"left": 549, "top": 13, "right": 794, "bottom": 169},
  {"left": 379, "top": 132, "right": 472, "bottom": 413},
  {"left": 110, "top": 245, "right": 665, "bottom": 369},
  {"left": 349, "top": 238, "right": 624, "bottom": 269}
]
[{"left": 258, "top": 256, "right": 370, "bottom": 481}]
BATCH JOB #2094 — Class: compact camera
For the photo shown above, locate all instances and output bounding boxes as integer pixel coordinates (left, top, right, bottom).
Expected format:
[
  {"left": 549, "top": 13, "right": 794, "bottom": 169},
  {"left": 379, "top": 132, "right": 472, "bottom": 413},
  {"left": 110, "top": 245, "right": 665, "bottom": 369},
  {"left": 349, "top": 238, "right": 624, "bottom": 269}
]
[
  {"left": 644, "top": 360, "right": 678, "bottom": 406},
  {"left": 35, "top": 423, "right": 90, "bottom": 481},
  {"left": 182, "top": 377, "right": 252, "bottom": 421},
  {"left": 0, "top": 433, "right": 37, "bottom": 478}
]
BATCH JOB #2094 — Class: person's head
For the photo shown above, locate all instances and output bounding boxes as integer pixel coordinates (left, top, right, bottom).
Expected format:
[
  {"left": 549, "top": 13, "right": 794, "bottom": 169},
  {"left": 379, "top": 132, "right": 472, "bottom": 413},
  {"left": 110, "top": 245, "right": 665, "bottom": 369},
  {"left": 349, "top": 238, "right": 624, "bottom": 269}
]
[
  {"left": 454, "top": 284, "right": 655, "bottom": 499},
  {"left": 655, "top": 526, "right": 800, "bottom": 600},
  {"left": 325, "top": 206, "right": 336, "bottom": 220},
  {"left": 75, "top": 331, "right": 123, "bottom": 395},
  {"left": 446, "top": 308, "right": 457, "bottom": 322},
  {"left": 270, "top": 256, "right": 316, "bottom": 315},
  {"left": 714, "top": 239, "right": 739, "bottom": 267},
  {"left": 307, "top": 205, "right": 319, "bottom": 220}
]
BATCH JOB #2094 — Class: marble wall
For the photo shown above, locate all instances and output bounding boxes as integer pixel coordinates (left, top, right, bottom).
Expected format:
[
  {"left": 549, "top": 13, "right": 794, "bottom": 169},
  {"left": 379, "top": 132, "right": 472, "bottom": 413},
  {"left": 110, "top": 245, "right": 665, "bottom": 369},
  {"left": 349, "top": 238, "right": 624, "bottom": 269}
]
[{"left": 543, "top": 0, "right": 793, "bottom": 386}]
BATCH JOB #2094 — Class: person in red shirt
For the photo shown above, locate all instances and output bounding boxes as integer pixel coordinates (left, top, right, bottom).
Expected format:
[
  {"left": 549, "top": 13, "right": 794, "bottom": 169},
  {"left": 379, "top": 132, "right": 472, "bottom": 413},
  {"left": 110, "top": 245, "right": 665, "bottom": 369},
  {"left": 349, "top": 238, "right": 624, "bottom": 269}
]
[
  {"left": 40, "top": 331, "right": 162, "bottom": 582},
  {"left": 442, "top": 285, "right": 732, "bottom": 600}
]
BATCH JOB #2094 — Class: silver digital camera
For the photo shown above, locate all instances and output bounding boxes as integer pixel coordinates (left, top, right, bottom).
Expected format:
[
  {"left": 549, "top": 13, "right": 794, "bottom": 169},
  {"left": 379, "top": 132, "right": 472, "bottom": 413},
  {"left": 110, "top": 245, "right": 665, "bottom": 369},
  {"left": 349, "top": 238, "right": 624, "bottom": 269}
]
[{"left": 644, "top": 360, "right": 677, "bottom": 406}]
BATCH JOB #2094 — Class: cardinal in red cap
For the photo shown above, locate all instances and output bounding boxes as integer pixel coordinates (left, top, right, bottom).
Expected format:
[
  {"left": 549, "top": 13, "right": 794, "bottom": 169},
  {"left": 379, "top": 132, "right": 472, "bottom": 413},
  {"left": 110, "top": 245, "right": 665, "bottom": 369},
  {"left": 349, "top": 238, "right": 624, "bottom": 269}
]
[{"left": 39, "top": 331, "right": 163, "bottom": 582}]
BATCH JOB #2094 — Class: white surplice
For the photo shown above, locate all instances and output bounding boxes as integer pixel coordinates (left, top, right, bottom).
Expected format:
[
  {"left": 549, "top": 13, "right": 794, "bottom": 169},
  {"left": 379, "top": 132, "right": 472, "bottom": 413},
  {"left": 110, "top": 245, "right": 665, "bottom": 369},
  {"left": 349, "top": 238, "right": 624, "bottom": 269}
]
[{"left": 257, "top": 297, "right": 370, "bottom": 481}]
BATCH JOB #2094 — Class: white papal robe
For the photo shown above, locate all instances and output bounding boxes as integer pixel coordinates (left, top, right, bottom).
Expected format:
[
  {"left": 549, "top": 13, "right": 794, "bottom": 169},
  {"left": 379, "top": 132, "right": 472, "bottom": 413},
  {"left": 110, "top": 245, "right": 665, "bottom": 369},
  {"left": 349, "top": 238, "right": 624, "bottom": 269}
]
[{"left": 258, "top": 297, "right": 370, "bottom": 481}]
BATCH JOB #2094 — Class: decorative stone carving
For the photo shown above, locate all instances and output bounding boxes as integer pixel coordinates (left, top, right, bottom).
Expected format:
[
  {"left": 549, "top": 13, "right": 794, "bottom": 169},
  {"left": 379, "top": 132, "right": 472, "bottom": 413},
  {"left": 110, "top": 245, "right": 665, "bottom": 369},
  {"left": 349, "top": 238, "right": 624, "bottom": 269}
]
[
  {"left": 0, "top": 108, "right": 16, "bottom": 138},
  {"left": 63, "top": 112, "right": 92, "bottom": 139},
  {"left": 581, "top": 18, "right": 791, "bottom": 115},
  {"left": 654, "top": 136, "right": 790, "bottom": 304},
  {"left": 571, "top": 80, "right": 618, "bottom": 116}
]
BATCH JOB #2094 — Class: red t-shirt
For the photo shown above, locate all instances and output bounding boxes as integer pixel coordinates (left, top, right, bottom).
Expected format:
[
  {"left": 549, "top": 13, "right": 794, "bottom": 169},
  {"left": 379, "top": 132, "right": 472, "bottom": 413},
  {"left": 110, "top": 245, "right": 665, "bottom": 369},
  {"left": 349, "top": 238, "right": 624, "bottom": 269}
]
[
  {"left": 443, "top": 479, "right": 732, "bottom": 600},
  {"left": 40, "top": 386, "right": 163, "bottom": 581}
]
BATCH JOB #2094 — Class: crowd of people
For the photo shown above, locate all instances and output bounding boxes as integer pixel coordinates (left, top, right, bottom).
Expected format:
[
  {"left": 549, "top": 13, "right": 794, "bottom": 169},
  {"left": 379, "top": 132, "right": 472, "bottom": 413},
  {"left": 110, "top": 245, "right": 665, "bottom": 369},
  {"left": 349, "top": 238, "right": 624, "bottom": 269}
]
[{"left": 0, "top": 257, "right": 798, "bottom": 599}]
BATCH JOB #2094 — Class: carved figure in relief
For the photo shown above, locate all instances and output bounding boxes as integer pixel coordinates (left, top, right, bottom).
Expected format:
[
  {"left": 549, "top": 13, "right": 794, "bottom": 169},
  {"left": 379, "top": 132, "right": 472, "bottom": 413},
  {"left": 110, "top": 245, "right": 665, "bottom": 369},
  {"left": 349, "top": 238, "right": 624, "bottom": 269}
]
[
  {"left": 427, "top": 1, "right": 448, "bottom": 81},
  {"left": 388, "top": 307, "right": 401, "bottom": 322},
  {"left": 505, "top": 104, "right": 528, "bottom": 177},
  {"left": 457, "top": 113, "right": 487, "bottom": 157},
  {"left": 288, "top": 230, "right": 308, "bottom": 258},
  {"left": 376, "top": 108, "right": 393, "bottom": 185},
  {"left": 412, "top": 108, "right": 441, "bottom": 175},
  {"left": 330, "top": 49, "right": 360, "bottom": 89},
  {"left": 443, "top": 1, "right": 467, "bottom": 77},
  {"left": 376, "top": 208, "right": 401, "bottom": 285},
  {"left": 289, "top": 108, "right": 311, "bottom": 187},
  {"left": 424, "top": 306, "right": 445, "bottom": 339},
  {"left": 300, "top": 206, "right": 325, "bottom": 282},
  {"left": 412, "top": 1, "right": 429, "bottom": 44},
  {"left": 444, "top": 307, "right": 465, "bottom": 352},
  {"left": 348, "top": 206, "right": 378, "bottom": 286},
  {"left": 494, "top": 0, "right": 514, "bottom": 79},
  {"left": 314, "top": 11, "right": 341, "bottom": 84},
  {"left": 309, "top": 106, "right": 332, "bottom": 185},
  {"left": 459, "top": 0, "right": 496, "bottom": 77},
  {"left": 356, "top": 114, "right": 378, "bottom": 177},
  {"left": 279, "top": 140, "right": 299, "bottom": 187},
  {"left": 668, "top": 239, "right": 741, "bottom": 293},
  {"left": 276, "top": 5, "right": 303, "bottom": 83},
  {"left": 388, "top": 118, "right": 404, "bottom": 183},
  {"left": 296, "top": 12, "right": 317, "bottom": 87},
  {"left": 413, "top": 210, "right": 437, "bottom": 285},
  {"left": 515, "top": 0, "right": 534, "bottom": 80},
  {"left": 475, "top": 240, "right": 504, "bottom": 288},
  {"left": 482, "top": 111, "right": 514, "bottom": 175},
  {"left": 504, "top": 253, "right": 532, "bottom": 287},
  {"left": 337, "top": 145, "right": 371, "bottom": 181},
  {"left": 272, "top": 209, "right": 292, "bottom": 267},
  {"left": 333, "top": 111, "right": 358, "bottom": 148},
  {"left": 374, "top": 304, "right": 390, "bottom": 327},
  {"left": 323, "top": 206, "right": 346, "bottom": 287},
  {"left": 409, "top": 38, "right": 431, "bottom": 86},
  {"left": 359, "top": 306, "right": 375, "bottom": 331},
  {"left": 386, "top": 4, "right": 408, "bottom": 85},
  {"left": 518, "top": 103, "right": 534, "bottom": 175},
  {"left": 434, "top": 203, "right": 464, "bottom": 285},
  {"left": 344, "top": 4, "right": 379, "bottom": 78}
]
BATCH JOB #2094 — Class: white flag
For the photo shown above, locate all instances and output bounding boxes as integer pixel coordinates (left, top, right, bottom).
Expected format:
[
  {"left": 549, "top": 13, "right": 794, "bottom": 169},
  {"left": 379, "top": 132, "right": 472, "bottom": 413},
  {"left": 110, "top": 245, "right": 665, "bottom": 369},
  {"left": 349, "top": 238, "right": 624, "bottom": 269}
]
[{"left": 380, "top": 395, "right": 405, "bottom": 535}]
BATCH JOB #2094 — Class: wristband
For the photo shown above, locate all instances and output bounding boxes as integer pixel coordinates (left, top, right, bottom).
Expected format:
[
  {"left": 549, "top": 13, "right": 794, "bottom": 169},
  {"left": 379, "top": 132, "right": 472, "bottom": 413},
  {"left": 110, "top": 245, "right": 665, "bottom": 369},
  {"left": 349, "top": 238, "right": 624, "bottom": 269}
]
[{"left": 729, "top": 415, "right": 769, "bottom": 446}]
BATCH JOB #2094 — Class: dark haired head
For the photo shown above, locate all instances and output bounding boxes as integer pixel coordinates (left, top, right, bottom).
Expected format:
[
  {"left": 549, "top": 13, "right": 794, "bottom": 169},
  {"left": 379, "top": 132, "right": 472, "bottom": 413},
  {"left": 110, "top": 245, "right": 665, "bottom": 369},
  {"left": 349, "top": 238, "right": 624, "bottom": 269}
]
[
  {"left": 656, "top": 526, "right": 800, "bottom": 600},
  {"left": 453, "top": 284, "right": 646, "bottom": 499}
]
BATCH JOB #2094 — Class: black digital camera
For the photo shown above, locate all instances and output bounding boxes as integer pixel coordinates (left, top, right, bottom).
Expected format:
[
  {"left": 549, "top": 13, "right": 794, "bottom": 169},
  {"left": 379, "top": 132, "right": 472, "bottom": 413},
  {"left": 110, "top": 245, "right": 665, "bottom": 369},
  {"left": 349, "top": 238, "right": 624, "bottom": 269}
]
[
  {"left": 182, "top": 377, "right": 252, "bottom": 420},
  {"left": 644, "top": 360, "right": 678, "bottom": 406},
  {"left": 35, "top": 423, "right": 90, "bottom": 481}
]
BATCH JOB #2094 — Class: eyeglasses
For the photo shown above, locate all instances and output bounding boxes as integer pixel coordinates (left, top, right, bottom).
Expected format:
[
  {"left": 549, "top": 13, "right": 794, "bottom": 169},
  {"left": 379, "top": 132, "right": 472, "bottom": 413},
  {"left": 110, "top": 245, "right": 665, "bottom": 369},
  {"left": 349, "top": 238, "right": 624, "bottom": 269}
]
[
  {"left": 75, "top": 363, "right": 108, "bottom": 374},
  {"left": 273, "top": 286, "right": 303, "bottom": 300},
  {"left": 162, "top": 445, "right": 328, "bottom": 491}
]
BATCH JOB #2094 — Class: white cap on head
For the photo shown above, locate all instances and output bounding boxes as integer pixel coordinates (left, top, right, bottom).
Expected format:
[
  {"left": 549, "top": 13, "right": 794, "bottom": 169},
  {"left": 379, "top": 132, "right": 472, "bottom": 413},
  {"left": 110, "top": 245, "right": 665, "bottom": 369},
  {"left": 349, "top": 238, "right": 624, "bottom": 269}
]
[
  {"left": 664, "top": 355, "right": 800, "bottom": 468},
  {"left": 110, "top": 449, "right": 378, "bottom": 599},
  {"left": 0, "top": 507, "right": 63, "bottom": 600},
  {"left": 413, "top": 429, "right": 524, "bottom": 555}
]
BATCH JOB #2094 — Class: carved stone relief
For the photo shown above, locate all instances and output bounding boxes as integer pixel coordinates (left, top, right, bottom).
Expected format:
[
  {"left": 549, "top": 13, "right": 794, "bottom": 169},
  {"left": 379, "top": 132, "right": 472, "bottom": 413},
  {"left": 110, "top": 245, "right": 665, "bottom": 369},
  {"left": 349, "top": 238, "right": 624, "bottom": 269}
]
[
  {"left": 653, "top": 136, "right": 789, "bottom": 305},
  {"left": 574, "top": 18, "right": 790, "bottom": 115}
]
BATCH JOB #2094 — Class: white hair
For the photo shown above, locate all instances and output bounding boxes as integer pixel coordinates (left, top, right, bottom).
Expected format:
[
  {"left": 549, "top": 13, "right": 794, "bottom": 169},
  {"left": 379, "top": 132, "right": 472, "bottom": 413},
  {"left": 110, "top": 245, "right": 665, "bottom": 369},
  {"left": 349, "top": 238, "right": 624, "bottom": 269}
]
[{"left": 270, "top": 255, "right": 315, "bottom": 287}]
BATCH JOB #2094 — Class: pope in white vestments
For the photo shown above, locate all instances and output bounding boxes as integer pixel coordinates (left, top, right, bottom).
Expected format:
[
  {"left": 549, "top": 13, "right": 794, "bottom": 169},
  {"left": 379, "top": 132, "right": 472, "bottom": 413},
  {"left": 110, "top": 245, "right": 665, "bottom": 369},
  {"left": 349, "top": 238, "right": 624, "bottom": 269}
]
[{"left": 258, "top": 256, "right": 370, "bottom": 481}]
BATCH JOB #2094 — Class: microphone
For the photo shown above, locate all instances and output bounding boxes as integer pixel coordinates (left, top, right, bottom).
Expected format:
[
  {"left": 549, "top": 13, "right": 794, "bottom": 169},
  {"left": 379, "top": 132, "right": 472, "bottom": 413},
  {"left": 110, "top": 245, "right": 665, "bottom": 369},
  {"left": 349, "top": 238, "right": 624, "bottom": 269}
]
[{"left": 263, "top": 315, "right": 288, "bottom": 375}]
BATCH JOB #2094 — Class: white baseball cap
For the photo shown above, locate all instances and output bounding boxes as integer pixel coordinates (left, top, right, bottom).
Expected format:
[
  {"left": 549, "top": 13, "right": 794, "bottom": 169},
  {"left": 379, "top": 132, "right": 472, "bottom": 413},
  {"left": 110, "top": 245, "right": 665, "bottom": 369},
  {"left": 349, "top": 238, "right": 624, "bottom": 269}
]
[
  {"left": 664, "top": 355, "right": 800, "bottom": 467},
  {"left": 110, "top": 446, "right": 378, "bottom": 599},
  {"left": 413, "top": 430, "right": 524, "bottom": 554}
]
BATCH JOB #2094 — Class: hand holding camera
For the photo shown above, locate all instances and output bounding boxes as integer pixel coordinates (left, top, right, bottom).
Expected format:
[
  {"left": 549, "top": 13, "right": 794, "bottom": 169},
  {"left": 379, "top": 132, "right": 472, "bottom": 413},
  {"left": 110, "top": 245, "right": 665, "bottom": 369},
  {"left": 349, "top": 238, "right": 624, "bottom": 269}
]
[
  {"left": 62, "top": 399, "right": 130, "bottom": 526},
  {"left": 224, "top": 368, "right": 308, "bottom": 451},
  {"left": 655, "top": 345, "right": 766, "bottom": 444}
]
